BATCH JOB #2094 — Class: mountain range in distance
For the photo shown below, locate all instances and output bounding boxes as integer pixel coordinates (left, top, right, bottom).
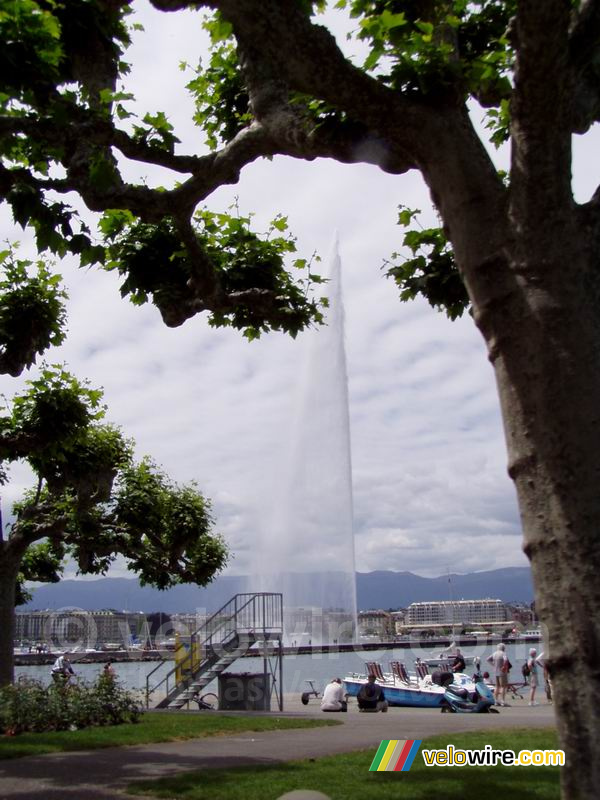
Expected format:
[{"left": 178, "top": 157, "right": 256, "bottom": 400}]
[{"left": 20, "top": 567, "right": 534, "bottom": 613}]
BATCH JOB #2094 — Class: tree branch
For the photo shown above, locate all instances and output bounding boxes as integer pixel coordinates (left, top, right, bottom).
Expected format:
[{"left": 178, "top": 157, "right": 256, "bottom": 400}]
[
  {"left": 110, "top": 128, "right": 205, "bottom": 173},
  {"left": 2, "top": 2, "right": 418, "bottom": 224},
  {"left": 149, "top": 0, "right": 194, "bottom": 9},
  {"left": 191, "top": 0, "right": 510, "bottom": 330},
  {"left": 174, "top": 215, "right": 222, "bottom": 306},
  {"left": 570, "top": 0, "right": 600, "bottom": 70},
  {"left": 510, "top": 0, "right": 574, "bottom": 245},
  {"left": 9, "top": 505, "right": 69, "bottom": 552},
  {"left": 576, "top": 182, "right": 600, "bottom": 246},
  {"left": 214, "top": 0, "right": 423, "bottom": 169},
  {"left": 0, "top": 163, "right": 71, "bottom": 197},
  {"left": 0, "top": 431, "right": 45, "bottom": 461},
  {"left": 172, "top": 123, "right": 278, "bottom": 213},
  {"left": 569, "top": 0, "right": 600, "bottom": 132}
]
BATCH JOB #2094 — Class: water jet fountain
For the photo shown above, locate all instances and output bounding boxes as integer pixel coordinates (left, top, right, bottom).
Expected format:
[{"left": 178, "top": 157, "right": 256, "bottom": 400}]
[{"left": 256, "top": 241, "right": 358, "bottom": 644}]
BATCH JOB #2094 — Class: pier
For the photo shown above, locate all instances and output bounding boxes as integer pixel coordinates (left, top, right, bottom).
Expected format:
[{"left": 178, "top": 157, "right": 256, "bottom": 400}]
[{"left": 14, "top": 633, "right": 541, "bottom": 667}]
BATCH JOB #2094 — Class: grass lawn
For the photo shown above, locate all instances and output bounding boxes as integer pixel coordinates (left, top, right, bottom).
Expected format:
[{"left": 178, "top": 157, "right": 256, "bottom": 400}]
[
  {"left": 0, "top": 713, "right": 340, "bottom": 760},
  {"left": 127, "top": 727, "right": 561, "bottom": 800}
]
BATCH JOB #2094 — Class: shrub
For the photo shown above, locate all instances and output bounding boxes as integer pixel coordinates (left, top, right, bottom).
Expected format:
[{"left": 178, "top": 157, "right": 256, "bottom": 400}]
[{"left": 0, "top": 674, "right": 143, "bottom": 735}]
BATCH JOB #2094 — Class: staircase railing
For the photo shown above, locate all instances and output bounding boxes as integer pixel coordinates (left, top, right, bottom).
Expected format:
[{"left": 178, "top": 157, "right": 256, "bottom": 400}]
[{"left": 145, "top": 592, "right": 283, "bottom": 707}]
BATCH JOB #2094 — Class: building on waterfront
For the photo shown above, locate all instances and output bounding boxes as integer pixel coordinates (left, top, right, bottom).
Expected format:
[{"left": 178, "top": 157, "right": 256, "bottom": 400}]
[
  {"left": 506, "top": 602, "right": 536, "bottom": 629},
  {"left": 358, "top": 610, "right": 395, "bottom": 640},
  {"left": 15, "top": 605, "right": 358, "bottom": 650},
  {"left": 390, "top": 609, "right": 407, "bottom": 634},
  {"left": 14, "top": 610, "right": 48, "bottom": 644},
  {"left": 15, "top": 609, "right": 149, "bottom": 649},
  {"left": 405, "top": 598, "right": 509, "bottom": 631}
]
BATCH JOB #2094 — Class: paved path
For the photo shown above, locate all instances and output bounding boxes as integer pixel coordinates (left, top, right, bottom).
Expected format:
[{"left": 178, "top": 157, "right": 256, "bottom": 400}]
[{"left": 0, "top": 702, "right": 556, "bottom": 800}]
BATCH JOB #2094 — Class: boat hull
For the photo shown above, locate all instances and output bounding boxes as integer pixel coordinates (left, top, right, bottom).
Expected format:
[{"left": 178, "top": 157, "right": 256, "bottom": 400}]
[{"left": 343, "top": 677, "right": 445, "bottom": 709}]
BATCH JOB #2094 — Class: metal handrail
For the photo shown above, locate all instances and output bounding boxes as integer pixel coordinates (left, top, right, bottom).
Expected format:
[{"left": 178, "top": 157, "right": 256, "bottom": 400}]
[{"left": 145, "top": 592, "right": 282, "bottom": 707}]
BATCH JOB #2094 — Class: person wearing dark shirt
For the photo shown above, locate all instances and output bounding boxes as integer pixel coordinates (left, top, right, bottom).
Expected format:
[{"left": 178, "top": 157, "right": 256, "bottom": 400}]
[
  {"left": 451, "top": 649, "right": 466, "bottom": 673},
  {"left": 357, "top": 675, "right": 388, "bottom": 712}
]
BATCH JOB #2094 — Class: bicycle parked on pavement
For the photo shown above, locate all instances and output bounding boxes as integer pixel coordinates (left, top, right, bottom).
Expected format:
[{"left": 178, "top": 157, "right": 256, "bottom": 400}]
[{"left": 193, "top": 691, "right": 219, "bottom": 710}]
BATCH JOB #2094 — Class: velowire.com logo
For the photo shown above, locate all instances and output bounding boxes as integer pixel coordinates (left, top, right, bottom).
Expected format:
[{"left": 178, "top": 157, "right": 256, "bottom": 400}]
[{"left": 369, "top": 740, "right": 422, "bottom": 772}]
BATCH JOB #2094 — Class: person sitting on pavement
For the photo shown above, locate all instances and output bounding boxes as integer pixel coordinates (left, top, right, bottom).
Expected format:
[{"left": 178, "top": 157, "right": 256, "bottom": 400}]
[
  {"left": 320, "top": 678, "right": 347, "bottom": 712},
  {"left": 357, "top": 674, "right": 388, "bottom": 712},
  {"left": 51, "top": 653, "right": 75, "bottom": 685}
]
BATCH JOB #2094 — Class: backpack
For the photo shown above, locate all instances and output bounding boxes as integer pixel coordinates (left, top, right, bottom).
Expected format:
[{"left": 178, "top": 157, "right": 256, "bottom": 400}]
[{"left": 522, "top": 661, "right": 531, "bottom": 678}]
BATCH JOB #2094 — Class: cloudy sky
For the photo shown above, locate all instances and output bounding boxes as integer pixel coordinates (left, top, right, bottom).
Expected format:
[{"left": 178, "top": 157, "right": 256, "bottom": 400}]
[{"left": 3, "top": 2, "right": 599, "bottom": 582}]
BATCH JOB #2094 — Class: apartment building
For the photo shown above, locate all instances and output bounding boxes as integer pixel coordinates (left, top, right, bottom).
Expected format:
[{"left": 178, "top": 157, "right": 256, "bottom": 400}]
[
  {"left": 406, "top": 598, "right": 509, "bottom": 628},
  {"left": 14, "top": 609, "right": 147, "bottom": 648}
]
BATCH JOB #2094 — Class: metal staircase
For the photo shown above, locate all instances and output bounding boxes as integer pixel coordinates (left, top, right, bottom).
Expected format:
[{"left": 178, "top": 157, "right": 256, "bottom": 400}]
[{"left": 145, "top": 592, "right": 283, "bottom": 710}]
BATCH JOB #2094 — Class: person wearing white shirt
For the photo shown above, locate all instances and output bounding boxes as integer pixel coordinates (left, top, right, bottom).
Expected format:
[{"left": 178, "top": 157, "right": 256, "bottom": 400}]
[
  {"left": 486, "top": 642, "right": 510, "bottom": 706},
  {"left": 527, "top": 648, "right": 541, "bottom": 705},
  {"left": 320, "top": 678, "right": 347, "bottom": 712},
  {"left": 51, "top": 653, "right": 75, "bottom": 685}
]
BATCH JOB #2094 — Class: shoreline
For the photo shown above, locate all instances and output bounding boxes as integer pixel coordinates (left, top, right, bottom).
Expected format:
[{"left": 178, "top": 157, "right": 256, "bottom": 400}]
[{"left": 14, "top": 633, "right": 542, "bottom": 666}]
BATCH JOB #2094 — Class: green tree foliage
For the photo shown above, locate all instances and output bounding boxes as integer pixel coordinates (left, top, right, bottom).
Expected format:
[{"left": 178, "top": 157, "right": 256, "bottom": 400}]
[
  {"left": 0, "top": 0, "right": 537, "bottom": 327},
  {"left": 0, "top": 0, "right": 325, "bottom": 339},
  {"left": 100, "top": 206, "right": 325, "bottom": 335},
  {"left": 384, "top": 205, "right": 468, "bottom": 320},
  {"left": 1, "top": 361, "right": 227, "bottom": 594},
  {"left": 0, "top": 252, "right": 227, "bottom": 684},
  {"left": 0, "top": 249, "right": 67, "bottom": 376}
]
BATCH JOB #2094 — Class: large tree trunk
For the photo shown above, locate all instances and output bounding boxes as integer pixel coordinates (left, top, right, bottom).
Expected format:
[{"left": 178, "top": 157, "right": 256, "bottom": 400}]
[
  {"left": 416, "top": 74, "right": 598, "bottom": 790},
  {"left": 0, "top": 550, "right": 21, "bottom": 686},
  {"left": 451, "top": 206, "right": 600, "bottom": 798},
  {"left": 488, "top": 237, "right": 600, "bottom": 798}
]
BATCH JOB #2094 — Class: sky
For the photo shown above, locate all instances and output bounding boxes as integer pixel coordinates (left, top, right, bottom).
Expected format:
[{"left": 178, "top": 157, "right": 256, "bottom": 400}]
[{"left": 2, "top": 2, "right": 599, "bottom": 582}]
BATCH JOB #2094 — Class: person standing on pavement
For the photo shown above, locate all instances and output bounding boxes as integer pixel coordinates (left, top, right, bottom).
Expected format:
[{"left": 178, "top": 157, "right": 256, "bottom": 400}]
[
  {"left": 487, "top": 642, "right": 510, "bottom": 706},
  {"left": 527, "top": 648, "right": 541, "bottom": 706},
  {"left": 536, "top": 650, "right": 553, "bottom": 703}
]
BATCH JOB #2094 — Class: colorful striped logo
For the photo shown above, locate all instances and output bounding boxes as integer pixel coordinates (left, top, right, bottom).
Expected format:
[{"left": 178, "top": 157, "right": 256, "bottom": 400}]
[{"left": 369, "top": 739, "right": 422, "bottom": 772}]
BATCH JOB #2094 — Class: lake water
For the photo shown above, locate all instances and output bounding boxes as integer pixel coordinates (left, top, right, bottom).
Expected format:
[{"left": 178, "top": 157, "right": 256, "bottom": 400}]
[{"left": 16, "top": 641, "right": 542, "bottom": 698}]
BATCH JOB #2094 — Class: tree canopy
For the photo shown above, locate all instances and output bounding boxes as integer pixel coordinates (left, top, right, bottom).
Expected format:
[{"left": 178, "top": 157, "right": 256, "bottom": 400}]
[{"left": 3, "top": 1, "right": 598, "bottom": 330}]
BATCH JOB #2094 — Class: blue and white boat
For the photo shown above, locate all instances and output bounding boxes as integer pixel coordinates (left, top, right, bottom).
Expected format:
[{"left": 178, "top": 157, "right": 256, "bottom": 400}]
[
  {"left": 343, "top": 674, "right": 445, "bottom": 708},
  {"left": 342, "top": 667, "right": 478, "bottom": 709}
]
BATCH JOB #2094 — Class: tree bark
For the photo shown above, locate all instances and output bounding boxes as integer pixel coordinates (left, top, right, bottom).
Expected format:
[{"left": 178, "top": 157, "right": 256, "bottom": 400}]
[
  {"left": 426, "top": 122, "right": 600, "bottom": 795},
  {"left": 489, "top": 243, "right": 600, "bottom": 798},
  {"left": 410, "top": 92, "right": 600, "bottom": 794},
  {"left": 0, "top": 548, "right": 22, "bottom": 686}
]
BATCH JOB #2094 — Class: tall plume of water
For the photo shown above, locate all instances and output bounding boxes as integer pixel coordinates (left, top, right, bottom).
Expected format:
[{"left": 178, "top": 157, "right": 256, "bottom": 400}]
[{"left": 256, "top": 240, "right": 358, "bottom": 644}]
